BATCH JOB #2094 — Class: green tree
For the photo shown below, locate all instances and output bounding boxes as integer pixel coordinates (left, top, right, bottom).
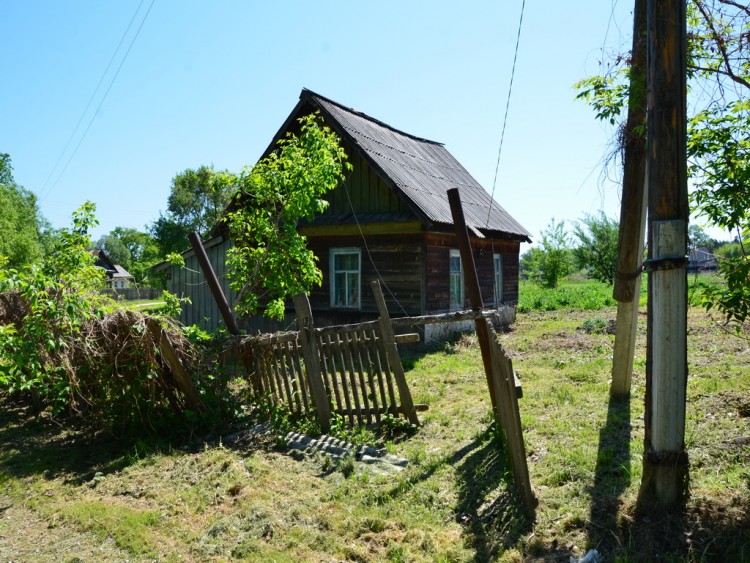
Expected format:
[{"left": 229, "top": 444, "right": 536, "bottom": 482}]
[
  {"left": 225, "top": 112, "right": 350, "bottom": 320},
  {"left": 576, "top": 0, "right": 750, "bottom": 323},
  {"left": 0, "top": 153, "right": 45, "bottom": 269},
  {"left": 573, "top": 212, "right": 619, "bottom": 284},
  {"left": 522, "top": 219, "right": 573, "bottom": 289},
  {"left": 95, "top": 234, "right": 132, "bottom": 270},
  {"left": 151, "top": 165, "right": 238, "bottom": 256}
]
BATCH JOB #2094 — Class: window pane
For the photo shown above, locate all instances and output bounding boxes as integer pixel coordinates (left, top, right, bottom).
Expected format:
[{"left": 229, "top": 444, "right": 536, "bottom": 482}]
[
  {"left": 450, "top": 255, "right": 461, "bottom": 273},
  {"left": 347, "top": 273, "right": 359, "bottom": 306},
  {"left": 334, "top": 273, "right": 346, "bottom": 305}
]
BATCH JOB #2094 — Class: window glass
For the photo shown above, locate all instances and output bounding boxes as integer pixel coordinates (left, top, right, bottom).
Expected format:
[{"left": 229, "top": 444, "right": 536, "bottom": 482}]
[
  {"left": 331, "top": 249, "right": 361, "bottom": 308},
  {"left": 450, "top": 249, "right": 462, "bottom": 309},
  {"left": 494, "top": 254, "right": 503, "bottom": 304}
]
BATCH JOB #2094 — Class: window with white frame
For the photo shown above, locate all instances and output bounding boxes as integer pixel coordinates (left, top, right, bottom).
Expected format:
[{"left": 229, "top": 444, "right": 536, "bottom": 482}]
[
  {"left": 449, "top": 249, "right": 463, "bottom": 310},
  {"left": 494, "top": 253, "right": 503, "bottom": 304},
  {"left": 330, "top": 248, "right": 361, "bottom": 308}
]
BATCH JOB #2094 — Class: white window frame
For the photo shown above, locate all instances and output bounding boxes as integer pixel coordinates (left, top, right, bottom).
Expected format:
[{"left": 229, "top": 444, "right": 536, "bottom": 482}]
[
  {"left": 330, "top": 248, "right": 361, "bottom": 309},
  {"left": 449, "top": 249, "right": 463, "bottom": 310},
  {"left": 494, "top": 253, "right": 503, "bottom": 305}
]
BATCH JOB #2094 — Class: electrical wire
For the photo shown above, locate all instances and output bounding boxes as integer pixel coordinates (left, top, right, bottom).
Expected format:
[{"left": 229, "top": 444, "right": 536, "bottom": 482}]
[
  {"left": 340, "top": 172, "right": 410, "bottom": 316},
  {"left": 486, "top": 0, "right": 527, "bottom": 229},
  {"left": 40, "top": 0, "right": 156, "bottom": 200}
]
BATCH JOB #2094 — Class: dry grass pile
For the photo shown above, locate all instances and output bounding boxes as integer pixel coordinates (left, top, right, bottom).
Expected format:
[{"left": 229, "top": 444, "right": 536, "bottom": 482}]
[{"left": 0, "top": 288, "right": 210, "bottom": 433}]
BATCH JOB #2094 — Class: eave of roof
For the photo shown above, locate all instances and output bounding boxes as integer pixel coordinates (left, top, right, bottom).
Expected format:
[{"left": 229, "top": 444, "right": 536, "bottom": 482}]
[{"left": 300, "top": 89, "right": 531, "bottom": 242}]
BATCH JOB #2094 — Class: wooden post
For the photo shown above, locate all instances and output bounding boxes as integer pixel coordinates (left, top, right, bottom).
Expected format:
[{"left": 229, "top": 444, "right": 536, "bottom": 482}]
[
  {"left": 145, "top": 317, "right": 206, "bottom": 413},
  {"left": 293, "top": 293, "right": 331, "bottom": 433},
  {"left": 188, "top": 232, "right": 240, "bottom": 336},
  {"left": 639, "top": 0, "right": 689, "bottom": 510},
  {"left": 371, "top": 281, "right": 420, "bottom": 425},
  {"left": 487, "top": 324, "right": 537, "bottom": 518},
  {"left": 447, "top": 188, "right": 497, "bottom": 409},
  {"left": 610, "top": 0, "right": 648, "bottom": 397}
]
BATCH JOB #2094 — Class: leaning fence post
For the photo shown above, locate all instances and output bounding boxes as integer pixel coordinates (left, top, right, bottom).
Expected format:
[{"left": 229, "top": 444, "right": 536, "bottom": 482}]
[
  {"left": 293, "top": 293, "right": 331, "bottom": 433},
  {"left": 145, "top": 317, "right": 207, "bottom": 413},
  {"left": 370, "top": 281, "right": 419, "bottom": 425}
]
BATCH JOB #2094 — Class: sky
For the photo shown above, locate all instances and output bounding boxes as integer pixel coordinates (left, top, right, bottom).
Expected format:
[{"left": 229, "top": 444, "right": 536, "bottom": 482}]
[{"left": 2, "top": 0, "right": 644, "bottom": 248}]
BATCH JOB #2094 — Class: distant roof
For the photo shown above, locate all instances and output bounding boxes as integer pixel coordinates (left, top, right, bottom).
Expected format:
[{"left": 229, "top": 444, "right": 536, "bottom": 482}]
[
  {"left": 111, "top": 264, "right": 134, "bottom": 279},
  {"left": 298, "top": 89, "right": 531, "bottom": 241}
]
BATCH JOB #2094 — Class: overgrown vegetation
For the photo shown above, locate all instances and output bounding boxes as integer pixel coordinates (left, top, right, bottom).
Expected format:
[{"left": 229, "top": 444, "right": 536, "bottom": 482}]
[{"left": 0, "top": 203, "right": 224, "bottom": 435}]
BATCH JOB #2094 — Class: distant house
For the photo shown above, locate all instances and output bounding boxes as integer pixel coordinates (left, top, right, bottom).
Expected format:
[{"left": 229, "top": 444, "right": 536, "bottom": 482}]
[
  {"left": 688, "top": 246, "right": 718, "bottom": 272},
  {"left": 158, "top": 89, "right": 531, "bottom": 338},
  {"left": 89, "top": 248, "right": 135, "bottom": 288}
]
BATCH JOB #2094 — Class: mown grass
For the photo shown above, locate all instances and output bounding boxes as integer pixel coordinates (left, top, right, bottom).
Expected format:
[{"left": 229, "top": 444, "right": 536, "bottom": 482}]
[{"left": 0, "top": 278, "right": 748, "bottom": 561}]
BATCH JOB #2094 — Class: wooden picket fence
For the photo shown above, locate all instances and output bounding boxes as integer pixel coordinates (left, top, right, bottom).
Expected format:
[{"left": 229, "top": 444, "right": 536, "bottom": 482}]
[{"left": 238, "top": 284, "right": 421, "bottom": 429}]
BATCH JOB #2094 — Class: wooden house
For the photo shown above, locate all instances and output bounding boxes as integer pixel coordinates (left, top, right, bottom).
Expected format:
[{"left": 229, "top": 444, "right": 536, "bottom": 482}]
[{"left": 159, "top": 89, "right": 531, "bottom": 339}]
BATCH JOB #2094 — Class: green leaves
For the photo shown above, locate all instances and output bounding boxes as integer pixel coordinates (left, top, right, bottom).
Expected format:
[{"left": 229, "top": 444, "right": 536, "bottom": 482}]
[{"left": 226, "top": 112, "right": 349, "bottom": 320}]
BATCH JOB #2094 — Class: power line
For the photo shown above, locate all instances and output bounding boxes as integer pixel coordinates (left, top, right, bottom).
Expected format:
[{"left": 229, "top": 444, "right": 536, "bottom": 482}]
[
  {"left": 40, "top": 0, "right": 156, "bottom": 200},
  {"left": 486, "top": 0, "right": 527, "bottom": 228}
]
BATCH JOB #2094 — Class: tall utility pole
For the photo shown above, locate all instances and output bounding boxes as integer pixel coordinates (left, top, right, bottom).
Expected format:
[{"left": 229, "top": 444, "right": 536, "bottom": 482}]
[
  {"left": 638, "top": 0, "right": 690, "bottom": 510},
  {"left": 610, "top": 0, "right": 648, "bottom": 398}
]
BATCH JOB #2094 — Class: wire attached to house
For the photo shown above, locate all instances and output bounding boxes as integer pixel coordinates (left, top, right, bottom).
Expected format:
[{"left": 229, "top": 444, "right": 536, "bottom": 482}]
[
  {"left": 39, "top": 0, "right": 156, "bottom": 200},
  {"left": 340, "top": 174, "right": 410, "bottom": 316},
  {"left": 485, "top": 0, "right": 527, "bottom": 229}
]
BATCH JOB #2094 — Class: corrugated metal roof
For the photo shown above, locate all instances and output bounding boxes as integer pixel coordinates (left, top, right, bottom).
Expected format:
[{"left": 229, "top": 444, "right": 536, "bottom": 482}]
[{"left": 303, "top": 89, "right": 531, "bottom": 241}]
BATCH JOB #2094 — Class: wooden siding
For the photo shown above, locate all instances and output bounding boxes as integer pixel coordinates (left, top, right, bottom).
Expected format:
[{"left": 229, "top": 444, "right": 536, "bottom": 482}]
[
  {"left": 165, "top": 237, "right": 238, "bottom": 331},
  {"left": 321, "top": 149, "right": 410, "bottom": 216},
  {"left": 307, "top": 234, "right": 423, "bottom": 318},
  {"left": 424, "top": 232, "right": 520, "bottom": 314}
]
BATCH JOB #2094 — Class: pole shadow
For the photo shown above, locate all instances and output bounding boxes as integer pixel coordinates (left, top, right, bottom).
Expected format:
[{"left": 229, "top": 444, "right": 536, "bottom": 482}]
[{"left": 586, "top": 393, "right": 632, "bottom": 555}]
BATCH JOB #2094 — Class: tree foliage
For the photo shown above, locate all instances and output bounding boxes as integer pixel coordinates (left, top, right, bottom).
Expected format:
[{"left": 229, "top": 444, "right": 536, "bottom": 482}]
[
  {"left": 225, "top": 113, "right": 350, "bottom": 320},
  {"left": 576, "top": 0, "right": 750, "bottom": 323},
  {"left": 573, "top": 212, "right": 620, "bottom": 285},
  {"left": 151, "top": 165, "right": 238, "bottom": 256},
  {"left": 0, "top": 153, "right": 45, "bottom": 269},
  {"left": 521, "top": 219, "right": 574, "bottom": 289}
]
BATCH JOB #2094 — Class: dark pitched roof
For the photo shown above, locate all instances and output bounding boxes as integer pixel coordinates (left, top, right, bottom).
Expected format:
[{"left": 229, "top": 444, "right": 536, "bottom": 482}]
[{"left": 300, "top": 89, "right": 531, "bottom": 241}]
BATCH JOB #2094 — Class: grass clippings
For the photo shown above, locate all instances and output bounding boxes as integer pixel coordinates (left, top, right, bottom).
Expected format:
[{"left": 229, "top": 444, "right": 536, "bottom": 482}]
[{"left": 0, "top": 304, "right": 748, "bottom": 561}]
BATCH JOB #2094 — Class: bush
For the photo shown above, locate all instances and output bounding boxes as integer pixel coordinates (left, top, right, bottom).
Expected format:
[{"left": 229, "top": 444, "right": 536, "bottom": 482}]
[{"left": 0, "top": 203, "right": 221, "bottom": 435}]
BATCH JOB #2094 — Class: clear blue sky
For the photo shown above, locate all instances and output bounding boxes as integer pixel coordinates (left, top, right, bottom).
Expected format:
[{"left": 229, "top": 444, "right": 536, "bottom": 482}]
[{"left": 2, "top": 0, "right": 638, "bottom": 246}]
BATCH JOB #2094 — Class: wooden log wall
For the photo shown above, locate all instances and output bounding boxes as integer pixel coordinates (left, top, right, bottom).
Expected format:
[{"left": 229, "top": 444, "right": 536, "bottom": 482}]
[
  {"left": 424, "top": 232, "right": 520, "bottom": 313},
  {"left": 307, "top": 234, "right": 423, "bottom": 316}
]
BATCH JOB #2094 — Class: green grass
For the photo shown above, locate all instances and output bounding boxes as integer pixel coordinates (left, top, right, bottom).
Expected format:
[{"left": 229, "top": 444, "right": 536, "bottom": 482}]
[{"left": 0, "top": 280, "right": 748, "bottom": 561}]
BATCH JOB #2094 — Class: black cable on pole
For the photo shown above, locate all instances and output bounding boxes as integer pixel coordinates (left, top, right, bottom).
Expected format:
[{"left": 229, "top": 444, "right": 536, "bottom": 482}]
[{"left": 486, "top": 0, "right": 527, "bottom": 228}]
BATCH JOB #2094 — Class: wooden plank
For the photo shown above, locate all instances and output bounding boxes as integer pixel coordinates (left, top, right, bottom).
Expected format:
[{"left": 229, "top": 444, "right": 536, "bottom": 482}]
[
  {"left": 341, "top": 331, "right": 365, "bottom": 425},
  {"left": 394, "top": 333, "right": 420, "bottom": 344},
  {"left": 333, "top": 332, "right": 355, "bottom": 425},
  {"left": 487, "top": 322, "right": 537, "bottom": 518},
  {"left": 145, "top": 318, "right": 206, "bottom": 413},
  {"left": 360, "top": 329, "right": 382, "bottom": 424},
  {"left": 281, "top": 341, "right": 302, "bottom": 413},
  {"left": 293, "top": 294, "right": 331, "bottom": 432},
  {"left": 372, "top": 280, "right": 419, "bottom": 425},
  {"left": 352, "top": 330, "right": 373, "bottom": 424},
  {"left": 323, "top": 334, "right": 345, "bottom": 415},
  {"left": 389, "top": 309, "right": 501, "bottom": 328},
  {"left": 290, "top": 342, "right": 311, "bottom": 414},
  {"left": 368, "top": 328, "right": 392, "bottom": 417}
]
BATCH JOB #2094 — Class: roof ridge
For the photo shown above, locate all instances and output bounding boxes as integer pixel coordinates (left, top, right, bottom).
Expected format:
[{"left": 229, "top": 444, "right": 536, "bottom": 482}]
[{"left": 301, "top": 88, "right": 445, "bottom": 147}]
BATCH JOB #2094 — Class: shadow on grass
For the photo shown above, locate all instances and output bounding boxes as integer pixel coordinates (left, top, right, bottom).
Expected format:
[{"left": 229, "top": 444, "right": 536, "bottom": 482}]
[
  {"left": 0, "top": 399, "right": 168, "bottom": 485},
  {"left": 585, "top": 393, "right": 632, "bottom": 556},
  {"left": 373, "top": 425, "right": 532, "bottom": 561}
]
